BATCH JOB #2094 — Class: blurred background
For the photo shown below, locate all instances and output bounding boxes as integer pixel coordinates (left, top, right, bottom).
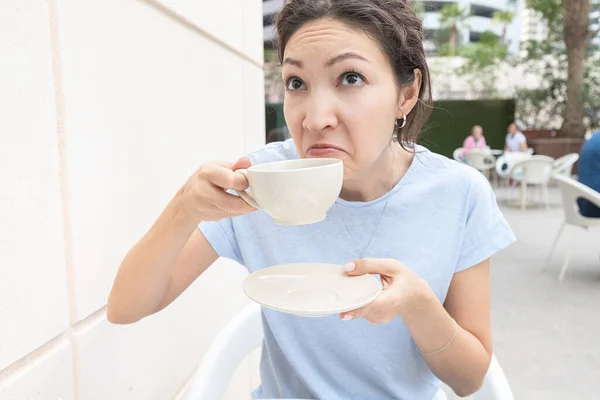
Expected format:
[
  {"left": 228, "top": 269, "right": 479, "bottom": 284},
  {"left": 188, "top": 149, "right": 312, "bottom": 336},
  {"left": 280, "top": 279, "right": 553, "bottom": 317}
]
[{"left": 1, "top": 0, "right": 599, "bottom": 399}]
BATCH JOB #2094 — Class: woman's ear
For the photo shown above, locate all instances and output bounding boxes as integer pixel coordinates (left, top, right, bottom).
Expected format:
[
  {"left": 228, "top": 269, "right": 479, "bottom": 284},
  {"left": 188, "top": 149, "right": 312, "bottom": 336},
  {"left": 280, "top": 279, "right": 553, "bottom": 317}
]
[{"left": 397, "top": 69, "right": 422, "bottom": 119}]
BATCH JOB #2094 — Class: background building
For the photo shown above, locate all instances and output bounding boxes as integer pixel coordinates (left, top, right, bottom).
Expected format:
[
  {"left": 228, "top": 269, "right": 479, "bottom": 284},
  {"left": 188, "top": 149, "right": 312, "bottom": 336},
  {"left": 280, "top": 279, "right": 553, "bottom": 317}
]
[
  {"left": 263, "top": 0, "right": 522, "bottom": 55},
  {"left": 520, "top": 7, "right": 547, "bottom": 44},
  {"left": 263, "top": 0, "right": 284, "bottom": 49},
  {"left": 421, "top": 0, "right": 521, "bottom": 55}
]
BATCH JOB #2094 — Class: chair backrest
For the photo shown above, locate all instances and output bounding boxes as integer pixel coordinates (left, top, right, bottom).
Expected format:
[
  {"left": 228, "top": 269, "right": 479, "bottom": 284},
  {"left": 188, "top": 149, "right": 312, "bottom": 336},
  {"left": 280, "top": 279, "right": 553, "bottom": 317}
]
[
  {"left": 496, "top": 152, "right": 532, "bottom": 177},
  {"left": 553, "top": 174, "right": 600, "bottom": 228},
  {"left": 552, "top": 153, "right": 579, "bottom": 177},
  {"left": 511, "top": 155, "right": 554, "bottom": 184},
  {"left": 453, "top": 148, "right": 464, "bottom": 162},
  {"left": 466, "top": 150, "right": 496, "bottom": 171},
  {"left": 185, "top": 303, "right": 263, "bottom": 400},
  {"left": 474, "top": 355, "right": 515, "bottom": 400},
  {"left": 186, "top": 303, "right": 515, "bottom": 400}
]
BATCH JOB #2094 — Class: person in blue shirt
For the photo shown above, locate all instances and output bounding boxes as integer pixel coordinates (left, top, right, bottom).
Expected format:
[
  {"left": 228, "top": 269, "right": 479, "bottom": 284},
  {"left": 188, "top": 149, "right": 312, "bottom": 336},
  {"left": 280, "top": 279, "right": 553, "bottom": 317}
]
[
  {"left": 107, "top": 1, "right": 516, "bottom": 399},
  {"left": 578, "top": 132, "right": 600, "bottom": 217}
]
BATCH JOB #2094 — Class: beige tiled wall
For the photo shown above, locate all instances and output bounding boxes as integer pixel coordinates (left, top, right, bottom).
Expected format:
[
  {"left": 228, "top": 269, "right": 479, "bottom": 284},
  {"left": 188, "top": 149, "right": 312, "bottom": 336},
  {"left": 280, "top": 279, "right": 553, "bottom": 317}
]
[{"left": 0, "top": 0, "right": 265, "bottom": 398}]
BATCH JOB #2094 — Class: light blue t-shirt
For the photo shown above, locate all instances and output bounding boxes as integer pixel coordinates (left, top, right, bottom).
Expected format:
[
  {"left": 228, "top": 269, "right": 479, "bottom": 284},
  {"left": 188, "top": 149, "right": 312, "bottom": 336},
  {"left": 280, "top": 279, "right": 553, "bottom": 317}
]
[{"left": 199, "top": 139, "right": 516, "bottom": 400}]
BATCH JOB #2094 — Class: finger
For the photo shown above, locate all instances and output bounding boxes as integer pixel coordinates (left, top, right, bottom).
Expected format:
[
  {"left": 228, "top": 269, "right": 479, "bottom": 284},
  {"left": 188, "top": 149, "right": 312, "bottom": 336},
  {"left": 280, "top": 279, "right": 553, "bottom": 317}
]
[
  {"left": 340, "top": 304, "right": 369, "bottom": 321},
  {"left": 343, "top": 258, "right": 401, "bottom": 277},
  {"left": 204, "top": 164, "right": 250, "bottom": 191},
  {"left": 233, "top": 156, "right": 251, "bottom": 171},
  {"left": 340, "top": 293, "right": 388, "bottom": 321},
  {"left": 208, "top": 187, "right": 257, "bottom": 214},
  {"left": 214, "top": 161, "right": 235, "bottom": 169}
]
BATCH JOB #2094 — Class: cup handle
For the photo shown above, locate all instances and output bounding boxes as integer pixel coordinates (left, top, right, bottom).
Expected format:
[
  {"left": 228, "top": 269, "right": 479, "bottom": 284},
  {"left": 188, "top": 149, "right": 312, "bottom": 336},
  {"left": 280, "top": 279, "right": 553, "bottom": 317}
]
[{"left": 234, "top": 169, "right": 260, "bottom": 209}]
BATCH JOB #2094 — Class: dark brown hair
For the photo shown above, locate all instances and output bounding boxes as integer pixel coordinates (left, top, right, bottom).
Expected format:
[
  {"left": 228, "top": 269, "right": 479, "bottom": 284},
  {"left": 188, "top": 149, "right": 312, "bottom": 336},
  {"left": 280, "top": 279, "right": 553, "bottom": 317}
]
[{"left": 274, "top": 0, "right": 433, "bottom": 145}]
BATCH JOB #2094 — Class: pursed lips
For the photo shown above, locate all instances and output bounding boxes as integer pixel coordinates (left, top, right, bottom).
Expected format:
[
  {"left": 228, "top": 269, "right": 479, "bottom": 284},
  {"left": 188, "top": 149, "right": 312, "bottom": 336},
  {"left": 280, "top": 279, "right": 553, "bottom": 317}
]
[{"left": 306, "top": 144, "right": 346, "bottom": 157}]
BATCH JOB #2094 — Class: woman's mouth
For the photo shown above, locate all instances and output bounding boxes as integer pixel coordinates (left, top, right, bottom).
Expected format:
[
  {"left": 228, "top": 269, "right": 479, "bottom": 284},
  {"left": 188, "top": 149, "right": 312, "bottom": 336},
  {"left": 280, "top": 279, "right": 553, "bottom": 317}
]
[{"left": 307, "top": 144, "right": 345, "bottom": 157}]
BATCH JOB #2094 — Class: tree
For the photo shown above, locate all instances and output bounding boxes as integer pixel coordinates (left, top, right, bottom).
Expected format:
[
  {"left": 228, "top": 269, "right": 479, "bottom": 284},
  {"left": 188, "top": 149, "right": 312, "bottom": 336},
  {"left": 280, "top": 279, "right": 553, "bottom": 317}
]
[
  {"left": 560, "top": 0, "right": 591, "bottom": 138},
  {"left": 439, "top": 4, "right": 470, "bottom": 55},
  {"left": 459, "top": 31, "right": 508, "bottom": 72},
  {"left": 455, "top": 0, "right": 598, "bottom": 135},
  {"left": 492, "top": 10, "right": 516, "bottom": 43}
]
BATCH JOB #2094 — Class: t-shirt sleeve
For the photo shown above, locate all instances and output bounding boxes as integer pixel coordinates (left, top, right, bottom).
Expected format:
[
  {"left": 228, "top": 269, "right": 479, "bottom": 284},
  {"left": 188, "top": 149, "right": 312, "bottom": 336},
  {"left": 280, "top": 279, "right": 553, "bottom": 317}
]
[
  {"left": 198, "top": 218, "right": 244, "bottom": 265},
  {"left": 455, "top": 173, "right": 516, "bottom": 273}
]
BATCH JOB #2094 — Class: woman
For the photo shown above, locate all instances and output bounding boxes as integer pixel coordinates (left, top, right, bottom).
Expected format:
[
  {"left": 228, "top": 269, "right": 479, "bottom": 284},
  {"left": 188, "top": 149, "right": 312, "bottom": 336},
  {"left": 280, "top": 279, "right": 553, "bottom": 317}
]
[
  {"left": 460, "top": 125, "right": 487, "bottom": 159},
  {"left": 107, "top": 1, "right": 515, "bottom": 399}
]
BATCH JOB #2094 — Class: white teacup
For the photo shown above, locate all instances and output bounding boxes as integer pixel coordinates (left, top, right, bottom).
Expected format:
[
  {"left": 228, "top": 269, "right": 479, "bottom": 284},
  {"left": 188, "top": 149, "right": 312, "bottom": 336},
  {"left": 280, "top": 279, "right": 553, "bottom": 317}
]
[{"left": 235, "top": 158, "right": 343, "bottom": 225}]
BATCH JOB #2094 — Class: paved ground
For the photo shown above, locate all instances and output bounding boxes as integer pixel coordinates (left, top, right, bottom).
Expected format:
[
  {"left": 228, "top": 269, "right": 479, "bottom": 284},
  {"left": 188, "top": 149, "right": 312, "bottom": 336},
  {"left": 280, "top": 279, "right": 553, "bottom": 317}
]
[{"left": 444, "top": 185, "right": 600, "bottom": 399}]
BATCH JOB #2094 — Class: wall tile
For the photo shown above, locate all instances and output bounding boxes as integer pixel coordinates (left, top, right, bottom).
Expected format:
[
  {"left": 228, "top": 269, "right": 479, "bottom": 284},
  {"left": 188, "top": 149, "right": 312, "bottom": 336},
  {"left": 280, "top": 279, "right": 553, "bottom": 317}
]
[
  {"left": 75, "top": 259, "right": 252, "bottom": 399},
  {"left": 155, "top": 0, "right": 243, "bottom": 53},
  {"left": 54, "top": 0, "right": 247, "bottom": 321},
  {"left": 0, "top": 0, "right": 70, "bottom": 371},
  {"left": 242, "top": 0, "right": 264, "bottom": 65},
  {"left": 0, "top": 341, "right": 74, "bottom": 400},
  {"left": 243, "top": 63, "right": 267, "bottom": 154}
]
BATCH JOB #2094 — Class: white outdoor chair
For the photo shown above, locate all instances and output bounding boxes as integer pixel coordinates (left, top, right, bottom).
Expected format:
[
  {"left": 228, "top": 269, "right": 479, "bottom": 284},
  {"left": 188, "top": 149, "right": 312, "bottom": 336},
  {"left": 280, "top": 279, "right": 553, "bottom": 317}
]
[
  {"left": 544, "top": 175, "right": 600, "bottom": 281},
  {"left": 185, "top": 303, "right": 515, "bottom": 400},
  {"left": 466, "top": 150, "right": 497, "bottom": 184},
  {"left": 509, "top": 155, "right": 554, "bottom": 210},
  {"left": 551, "top": 153, "right": 579, "bottom": 177},
  {"left": 495, "top": 152, "right": 532, "bottom": 190},
  {"left": 453, "top": 147, "right": 464, "bottom": 162}
]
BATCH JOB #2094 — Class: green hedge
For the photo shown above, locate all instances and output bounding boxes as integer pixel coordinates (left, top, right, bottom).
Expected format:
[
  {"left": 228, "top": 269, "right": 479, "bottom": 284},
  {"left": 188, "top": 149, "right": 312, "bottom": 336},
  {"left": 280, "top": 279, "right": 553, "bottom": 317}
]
[
  {"left": 265, "top": 99, "right": 515, "bottom": 157},
  {"left": 420, "top": 99, "right": 515, "bottom": 158},
  {"left": 265, "top": 103, "right": 286, "bottom": 133}
]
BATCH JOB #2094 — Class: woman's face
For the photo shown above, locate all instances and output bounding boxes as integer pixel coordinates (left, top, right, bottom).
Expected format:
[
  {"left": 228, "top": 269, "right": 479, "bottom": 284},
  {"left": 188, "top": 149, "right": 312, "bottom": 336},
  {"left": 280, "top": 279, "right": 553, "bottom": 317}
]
[{"left": 281, "top": 18, "right": 420, "bottom": 176}]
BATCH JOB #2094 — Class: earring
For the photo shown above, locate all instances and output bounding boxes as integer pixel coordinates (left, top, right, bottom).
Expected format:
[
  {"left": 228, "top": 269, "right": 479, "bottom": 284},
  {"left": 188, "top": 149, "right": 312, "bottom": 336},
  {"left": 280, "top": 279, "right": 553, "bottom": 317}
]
[{"left": 396, "top": 113, "right": 407, "bottom": 129}]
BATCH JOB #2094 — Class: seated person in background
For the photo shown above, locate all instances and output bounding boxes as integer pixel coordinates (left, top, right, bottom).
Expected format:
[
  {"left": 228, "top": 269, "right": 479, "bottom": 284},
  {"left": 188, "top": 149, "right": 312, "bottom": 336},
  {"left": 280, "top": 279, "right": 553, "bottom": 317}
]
[
  {"left": 578, "top": 131, "right": 600, "bottom": 218},
  {"left": 504, "top": 123, "right": 528, "bottom": 152},
  {"left": 460, "top": 125, "right": 487, "bottom": 159}
]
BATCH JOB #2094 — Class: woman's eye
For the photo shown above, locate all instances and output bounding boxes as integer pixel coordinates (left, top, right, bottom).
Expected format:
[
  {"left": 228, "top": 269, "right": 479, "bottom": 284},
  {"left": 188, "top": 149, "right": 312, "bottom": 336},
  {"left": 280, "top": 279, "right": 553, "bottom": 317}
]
[
  {"left": 286, "top": 78, "right": 306, "bottom": 91},
  {"left": 341, "top": 72, "right": 364, "bottom": 86}
]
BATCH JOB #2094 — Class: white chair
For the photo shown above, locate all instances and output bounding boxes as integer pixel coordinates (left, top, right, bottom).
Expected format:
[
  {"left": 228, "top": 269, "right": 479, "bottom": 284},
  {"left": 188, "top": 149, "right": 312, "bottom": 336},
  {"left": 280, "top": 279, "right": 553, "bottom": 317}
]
[
  {"left": 509, "top": 155, "right": 554, "bottom": 210},
  {"left": 496, "top": 151, "right": 531, "bottom": 200},
  {"left": 544, "top": 175, "right": 600, "bottom": 281},
  {"left": 185, "top": 303, "right": 263, "bottom": 400},
  {"left": 466, "top": 150, "right": 497, "bottom": 184},
  {"left": 185, "top": 303, "right": 515, "bottom": 400},
  {"left": 551, "top": 153, "right": 579, "bottom": 177},
  {"left": 466, "top": 150, "right": 496, "bottom": 172},
  {"left": 453, "top": 147, "right": 464, "bottom": 162}
]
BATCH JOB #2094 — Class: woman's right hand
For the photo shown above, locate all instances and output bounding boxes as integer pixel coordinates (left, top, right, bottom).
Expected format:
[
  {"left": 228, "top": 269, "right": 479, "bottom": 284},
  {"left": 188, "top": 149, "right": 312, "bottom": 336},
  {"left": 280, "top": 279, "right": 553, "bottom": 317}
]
[{"left": 177, "top": 156, "right": 257, "bottom": 223}]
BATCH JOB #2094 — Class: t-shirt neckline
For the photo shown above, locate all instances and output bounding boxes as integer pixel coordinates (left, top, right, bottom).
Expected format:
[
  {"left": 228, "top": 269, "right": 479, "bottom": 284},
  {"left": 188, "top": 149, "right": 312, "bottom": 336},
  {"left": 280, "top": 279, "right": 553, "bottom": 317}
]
[{"left": 335, "top": 144, "right": 425, "bottom": 209}]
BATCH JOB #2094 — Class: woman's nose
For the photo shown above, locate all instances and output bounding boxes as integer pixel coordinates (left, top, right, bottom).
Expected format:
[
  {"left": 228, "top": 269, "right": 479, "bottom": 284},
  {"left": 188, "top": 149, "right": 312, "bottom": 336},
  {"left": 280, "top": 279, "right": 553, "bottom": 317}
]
[{"left": 302, "top": 94, "right": 338, "bottom": 133}]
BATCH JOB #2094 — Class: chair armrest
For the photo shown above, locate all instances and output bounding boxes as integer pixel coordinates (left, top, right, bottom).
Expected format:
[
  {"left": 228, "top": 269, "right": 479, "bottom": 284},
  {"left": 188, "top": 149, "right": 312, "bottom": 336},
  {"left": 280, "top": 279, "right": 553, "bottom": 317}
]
[{"left": 554, "top": 175, "right": 600, "bottom": 210}]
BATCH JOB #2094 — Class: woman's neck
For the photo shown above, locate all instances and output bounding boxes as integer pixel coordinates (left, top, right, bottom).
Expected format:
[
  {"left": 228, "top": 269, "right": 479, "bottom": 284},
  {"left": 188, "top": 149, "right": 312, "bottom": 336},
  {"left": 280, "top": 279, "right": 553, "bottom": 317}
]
[{"left": 339, "top": 143, "right": 414, "bottom": 202}]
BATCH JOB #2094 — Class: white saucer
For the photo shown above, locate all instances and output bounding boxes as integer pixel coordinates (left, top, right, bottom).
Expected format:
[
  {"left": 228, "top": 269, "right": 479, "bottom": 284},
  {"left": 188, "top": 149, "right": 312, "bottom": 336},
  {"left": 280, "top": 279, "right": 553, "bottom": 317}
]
[{"left": 243, "top": 263, "right": 382, "bottom": 317}]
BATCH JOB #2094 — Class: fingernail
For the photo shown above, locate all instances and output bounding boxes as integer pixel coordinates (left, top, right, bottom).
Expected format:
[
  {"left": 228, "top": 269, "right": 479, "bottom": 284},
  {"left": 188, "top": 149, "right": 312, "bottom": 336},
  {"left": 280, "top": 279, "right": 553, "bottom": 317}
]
[
  {"left": 342, "top": 315, "right": 353, "bottom": 321},
  {"left": 343, "top": 262, "right": 355, "bottom": 272}
]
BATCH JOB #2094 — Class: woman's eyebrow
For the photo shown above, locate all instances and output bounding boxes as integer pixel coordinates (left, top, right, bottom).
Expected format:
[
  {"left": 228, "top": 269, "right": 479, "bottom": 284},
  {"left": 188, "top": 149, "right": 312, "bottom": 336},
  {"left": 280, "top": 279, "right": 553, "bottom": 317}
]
[
  {"left": 325, "top": 52, "right": 370, "bottom": 67},
  {"left": 283, "top": 58, "right": 303, "bottom": 68},
  {"left": 282, "top": 52, "right": 370, "bottom": 69}
]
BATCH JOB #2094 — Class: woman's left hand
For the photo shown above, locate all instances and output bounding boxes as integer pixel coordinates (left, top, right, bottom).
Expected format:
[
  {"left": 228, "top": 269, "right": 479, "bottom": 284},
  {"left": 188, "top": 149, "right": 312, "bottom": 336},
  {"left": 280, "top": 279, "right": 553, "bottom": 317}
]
[{"left": 340, "top": 258, "right": 434, "bottom": 324}]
